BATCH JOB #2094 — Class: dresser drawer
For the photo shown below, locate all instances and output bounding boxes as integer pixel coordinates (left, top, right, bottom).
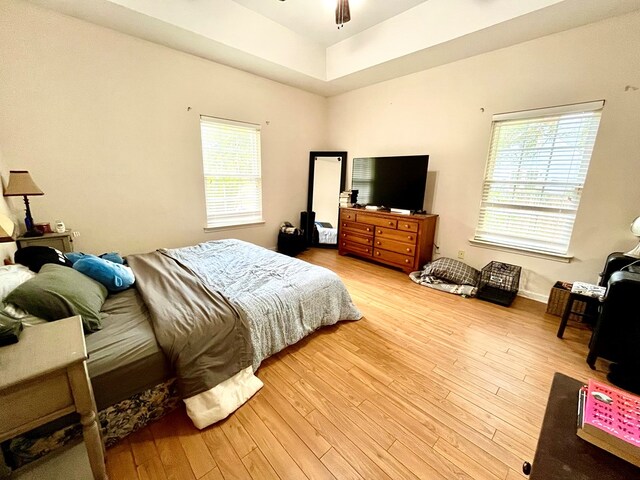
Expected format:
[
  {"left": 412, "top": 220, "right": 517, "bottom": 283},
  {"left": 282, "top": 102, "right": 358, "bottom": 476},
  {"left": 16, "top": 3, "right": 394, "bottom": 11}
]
[
  {"left": 397, "top": 220, "right": 419, "bottom": 233},
  {"left": 341, "top": 241, "right": 373, "bottom": 257},
  {"left": 340, "top": 210, "right": 357, "bottom": 222},
  {"left": 356, "top": 213, "right": 397, "bottom": 229},
  {"left": 0, "top": 372, "right": 74, "bottom": 435},
  {"left": 375, "top": 226, "right": 418, "bottom": 244},
  {"left": 373, "top": 249, "right": 414, "bottom": 268},
  {"left": 341, "top": 221, "right": 374, "bottom": 235},
  {"left": 374, "top": 237, "right": 416, "bottom": 255},
  {"left": 340, "top": 232, "right": 373, "bottom": 246}
]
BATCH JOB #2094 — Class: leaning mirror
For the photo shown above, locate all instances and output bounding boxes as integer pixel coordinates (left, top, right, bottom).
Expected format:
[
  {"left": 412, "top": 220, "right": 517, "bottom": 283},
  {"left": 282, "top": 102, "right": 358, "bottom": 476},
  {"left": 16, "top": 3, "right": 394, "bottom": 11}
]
[{"left": 305, "top": 151, "right": 347, "bottom": 247}]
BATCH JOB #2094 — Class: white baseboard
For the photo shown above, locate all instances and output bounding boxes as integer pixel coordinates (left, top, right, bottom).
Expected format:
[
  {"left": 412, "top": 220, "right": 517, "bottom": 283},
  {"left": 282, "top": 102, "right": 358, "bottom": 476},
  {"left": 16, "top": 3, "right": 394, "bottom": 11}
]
[{"left": 517, "top": 289, "right": 548, "bottom": 304}]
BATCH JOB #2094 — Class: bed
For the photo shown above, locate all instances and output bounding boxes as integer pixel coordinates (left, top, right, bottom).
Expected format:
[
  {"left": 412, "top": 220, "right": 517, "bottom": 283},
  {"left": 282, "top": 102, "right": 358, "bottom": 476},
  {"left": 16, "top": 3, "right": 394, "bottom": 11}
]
[{"left": 3, "top": 239, "right": 361, "bottom": 467}]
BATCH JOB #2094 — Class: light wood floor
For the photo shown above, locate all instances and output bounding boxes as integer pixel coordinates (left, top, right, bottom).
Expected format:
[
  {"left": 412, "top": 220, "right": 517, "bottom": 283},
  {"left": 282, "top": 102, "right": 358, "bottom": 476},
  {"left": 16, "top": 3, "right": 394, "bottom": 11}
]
[{"left": 105, "top": 248, "right": 607, "bottom": 480}]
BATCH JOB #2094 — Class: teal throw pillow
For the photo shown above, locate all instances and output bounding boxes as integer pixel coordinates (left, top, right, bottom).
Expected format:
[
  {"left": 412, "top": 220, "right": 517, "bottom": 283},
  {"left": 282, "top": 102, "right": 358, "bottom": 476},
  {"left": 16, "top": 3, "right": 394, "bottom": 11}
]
[
  {"left": 73, "top": 256, "right": 135, "bottom": 293},
  {"left": 5, "top": 263, "right": 107, "bottom": 333}
]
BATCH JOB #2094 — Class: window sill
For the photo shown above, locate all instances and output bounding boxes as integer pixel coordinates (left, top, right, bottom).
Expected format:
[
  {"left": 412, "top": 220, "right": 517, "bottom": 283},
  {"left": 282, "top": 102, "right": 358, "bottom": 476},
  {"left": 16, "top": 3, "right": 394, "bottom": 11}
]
[
  {"left": 469, "top": 239, "right": 573, "bottom": 263},
  {"left": 204, "top": 220, "right": 265, "bottom": 233}
]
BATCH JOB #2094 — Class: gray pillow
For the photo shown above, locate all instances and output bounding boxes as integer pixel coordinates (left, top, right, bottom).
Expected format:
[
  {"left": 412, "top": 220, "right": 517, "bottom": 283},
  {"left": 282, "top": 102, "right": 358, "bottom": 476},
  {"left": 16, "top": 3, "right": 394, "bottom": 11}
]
[
  {"left": 423, "top": 257, "right": 479, "bottom": 286},
  {"left": 5, "top": 263, "right": 107, "bottom": 333}
]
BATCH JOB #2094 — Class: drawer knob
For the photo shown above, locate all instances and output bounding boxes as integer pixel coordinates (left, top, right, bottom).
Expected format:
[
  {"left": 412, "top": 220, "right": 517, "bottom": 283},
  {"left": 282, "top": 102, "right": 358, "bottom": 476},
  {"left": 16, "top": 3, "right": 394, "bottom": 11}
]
[
  {"left": 366, "top": 248, "right": 370, "bottom": 253},
  {"left": 342, "top": 242, "right": 346, "bottom": 246},
  {"left": 377, "top": 230, "right": 382, "bottom": 234},
  {"left": 343, "top": 223, "right": 347, "bottom": 227},
  {"left": 376, "top": 251, "right": 381, "bottom": 256},
  {"left": 405, "top": 259, "right": 410, "bottom": 264},
  {"left": 366, "top": 227, "right": 371, "bottom": 232},
  {"left": 388, "top": 221, "right": 393, "bottom": 225},
  {"left": 405, "top": 224, "right": 410, "bottom": 228},
  {"left": 407, "top": 236, "right": 413, "bottom": 240},
  {"left": 406, "top": 248, "right": 411, "bottom": 252},
  {"left": 376, "top": 241, "right": 381, "bottom": 245},
  {"left": 342, "top": 233, "right": 346, "bottom": 237},
  {"left": 367, "top": 239, "right": 371, "bottom": 243}
]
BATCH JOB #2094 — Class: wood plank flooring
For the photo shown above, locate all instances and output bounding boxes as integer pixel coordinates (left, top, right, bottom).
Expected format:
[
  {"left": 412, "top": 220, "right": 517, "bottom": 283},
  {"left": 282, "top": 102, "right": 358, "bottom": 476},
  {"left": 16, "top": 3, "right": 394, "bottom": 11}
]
[{"left": 106, "top": 248, "right": 608, "bottom": 479}]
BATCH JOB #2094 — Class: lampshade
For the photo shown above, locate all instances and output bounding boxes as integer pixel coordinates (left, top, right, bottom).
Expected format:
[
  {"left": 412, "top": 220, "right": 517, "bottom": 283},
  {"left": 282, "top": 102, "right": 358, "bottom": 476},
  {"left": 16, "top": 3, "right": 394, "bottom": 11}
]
[
  {"left": 631, "top": 216, "right": 640, "bottom": 236},
  {"left": 626, "top": 216, "right": 640, "bottom": 259},
  {"left": 0, "top": 213, "right": 15, "bottom": 242},
  {"left": 3, "top": 170, "right": 44, "bottom": 196}
]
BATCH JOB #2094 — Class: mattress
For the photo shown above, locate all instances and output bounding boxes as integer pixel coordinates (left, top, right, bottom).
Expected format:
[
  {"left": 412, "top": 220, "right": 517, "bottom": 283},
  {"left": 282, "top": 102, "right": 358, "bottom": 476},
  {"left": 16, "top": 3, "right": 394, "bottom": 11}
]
[{"left": 85, "top": 288, "right": 171, "bottom": 410}]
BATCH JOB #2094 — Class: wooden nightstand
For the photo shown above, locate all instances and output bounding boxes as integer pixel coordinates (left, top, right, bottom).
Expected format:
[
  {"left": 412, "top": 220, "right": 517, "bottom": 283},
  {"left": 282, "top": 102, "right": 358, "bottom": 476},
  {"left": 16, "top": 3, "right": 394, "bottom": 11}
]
[
  {"left": 0, "top": 317, "right": 107, "bottom": 479},
  {"left": 16, "top": 231, "right": 74, "bottom": 253}
]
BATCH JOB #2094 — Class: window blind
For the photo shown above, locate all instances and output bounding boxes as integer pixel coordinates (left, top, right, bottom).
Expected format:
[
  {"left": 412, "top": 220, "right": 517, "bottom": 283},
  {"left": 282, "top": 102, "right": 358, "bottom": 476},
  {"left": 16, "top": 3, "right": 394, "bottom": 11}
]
[
  {"left": 200, "top": 116, "right": 263, "bottom": 228},
  {"left": 351, "top": 158, "right": 374, "bottom": 205},
  {"left": 474, "top": 101, "right": 603, "bottom": 255}
]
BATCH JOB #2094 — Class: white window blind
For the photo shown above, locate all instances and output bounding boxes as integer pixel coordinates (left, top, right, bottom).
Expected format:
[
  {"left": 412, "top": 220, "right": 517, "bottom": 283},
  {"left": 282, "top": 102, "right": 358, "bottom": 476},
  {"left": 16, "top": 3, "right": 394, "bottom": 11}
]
[
  {"left": 200, "top": 116, "right": 263, "bottom": 228},
  {"left": 351, "top": 158, "right": 374, "bottom": 205},
  {"left": 474, "top": 101, "right": 603, "bottom": 256}
]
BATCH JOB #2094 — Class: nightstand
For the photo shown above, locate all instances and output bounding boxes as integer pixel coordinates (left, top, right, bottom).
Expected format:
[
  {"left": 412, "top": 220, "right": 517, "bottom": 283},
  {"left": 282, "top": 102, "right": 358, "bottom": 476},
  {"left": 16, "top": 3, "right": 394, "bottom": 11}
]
[
  {"left": 0, "top": 317, "right": 107, "bottom": 479},
  {"left": 16, "top": 231, "right": 74, "bottom": 253}
]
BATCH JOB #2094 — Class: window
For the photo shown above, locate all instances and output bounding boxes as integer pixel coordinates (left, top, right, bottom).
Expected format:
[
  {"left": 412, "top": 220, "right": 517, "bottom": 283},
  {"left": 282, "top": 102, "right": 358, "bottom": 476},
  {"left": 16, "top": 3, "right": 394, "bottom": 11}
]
[
  {"left": 474, "top": 101, "right": 603, "bottom": 257},
  {"left": 199, "top": 116, "right": 263, "bottom": 229}
]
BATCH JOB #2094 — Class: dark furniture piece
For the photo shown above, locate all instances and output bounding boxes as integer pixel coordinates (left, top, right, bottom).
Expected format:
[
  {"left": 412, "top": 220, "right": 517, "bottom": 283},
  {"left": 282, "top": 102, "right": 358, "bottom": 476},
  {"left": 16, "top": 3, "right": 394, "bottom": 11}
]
[
  {"left": 557, "top": 292, "right": 600, "bottom": 338},
  {"left": 528, "top": 372, "right": 640, "bottom": 479},
  {"left": 277, "top": 230, "right": 306, "bottom": 257},
  {"left": 587, "top": 266, "right": 640, "bottom": 368},
  {"left": 555, "top": 252, "right": 640, "bottom": 369}
]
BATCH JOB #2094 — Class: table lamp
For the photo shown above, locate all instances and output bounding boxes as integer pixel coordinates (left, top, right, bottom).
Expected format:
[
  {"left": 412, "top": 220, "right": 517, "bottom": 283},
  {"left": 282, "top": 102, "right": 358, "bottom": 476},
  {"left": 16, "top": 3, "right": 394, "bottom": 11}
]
[
  {"left": 3, "top": 170, "right": 44, "bottom": 237},
  {"left": 0, "top": 213, "right": 15, "bottom": 242},
  {"left": 626, "top": 216, "right": 640, "bottom": 258}
]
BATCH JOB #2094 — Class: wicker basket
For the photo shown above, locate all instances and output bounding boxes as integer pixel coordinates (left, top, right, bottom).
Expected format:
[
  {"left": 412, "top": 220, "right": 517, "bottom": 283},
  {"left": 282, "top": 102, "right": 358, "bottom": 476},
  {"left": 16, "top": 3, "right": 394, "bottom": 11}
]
[{"left": 546, "top": 281, "right": 587, "bottom": 321}]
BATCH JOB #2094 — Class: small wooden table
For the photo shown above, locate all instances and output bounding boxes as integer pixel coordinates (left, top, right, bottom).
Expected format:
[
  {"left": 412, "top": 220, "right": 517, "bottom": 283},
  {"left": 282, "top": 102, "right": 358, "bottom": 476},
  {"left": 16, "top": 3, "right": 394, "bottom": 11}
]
[
  {"left": 16, "top": 231, "right": 74, "bottom": 253},
  {"left": 0, "top": 317, "right": 107, "bottom": 479}
]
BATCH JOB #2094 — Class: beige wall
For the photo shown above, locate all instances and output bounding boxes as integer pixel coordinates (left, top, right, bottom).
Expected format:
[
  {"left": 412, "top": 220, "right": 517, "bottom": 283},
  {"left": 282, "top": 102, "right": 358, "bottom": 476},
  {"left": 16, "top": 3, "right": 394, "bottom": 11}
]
[
  {"left": 0, "top": 1, "right": 327, "bottom": 256},
  {"left": 2, "top": 2, "right": 639, "bottom": 300},
  {"left": 327, "top": 11, "right": 640, "bottom": 300}
]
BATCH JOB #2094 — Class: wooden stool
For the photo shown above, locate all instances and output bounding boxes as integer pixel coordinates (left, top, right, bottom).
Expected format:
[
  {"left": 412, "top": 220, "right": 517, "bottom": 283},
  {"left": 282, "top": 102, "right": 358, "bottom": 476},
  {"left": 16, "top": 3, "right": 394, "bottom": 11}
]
[{"left": 556, "top": 292, "right": 601, "bottom": 338}]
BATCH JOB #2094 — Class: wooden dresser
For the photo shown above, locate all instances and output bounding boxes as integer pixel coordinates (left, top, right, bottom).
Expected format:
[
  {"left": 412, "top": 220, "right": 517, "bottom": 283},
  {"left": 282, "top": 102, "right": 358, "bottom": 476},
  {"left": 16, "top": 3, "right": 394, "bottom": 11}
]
[{"left": 338, "top": 207, "right": 438, "bottom": 273}]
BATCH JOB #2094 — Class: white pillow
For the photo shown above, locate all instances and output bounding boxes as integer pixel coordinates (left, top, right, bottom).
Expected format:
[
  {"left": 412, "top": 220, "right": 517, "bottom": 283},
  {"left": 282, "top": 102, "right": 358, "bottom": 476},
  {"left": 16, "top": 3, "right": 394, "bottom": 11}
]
[{"left": 0, "top": 264, "right": 35, "bottom": 302}]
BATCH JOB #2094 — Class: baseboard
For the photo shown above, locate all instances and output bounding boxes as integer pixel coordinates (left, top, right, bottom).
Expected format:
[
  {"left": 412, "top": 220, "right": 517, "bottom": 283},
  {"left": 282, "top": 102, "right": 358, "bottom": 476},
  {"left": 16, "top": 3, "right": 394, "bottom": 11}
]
[{"left": 517, "top": 289, "right": 547, "bottom": 304}]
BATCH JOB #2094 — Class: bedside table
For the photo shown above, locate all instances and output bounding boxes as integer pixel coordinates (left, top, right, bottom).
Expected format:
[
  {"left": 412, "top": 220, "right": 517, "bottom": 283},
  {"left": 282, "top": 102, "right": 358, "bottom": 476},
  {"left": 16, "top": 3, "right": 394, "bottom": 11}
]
[
  {"left": 0, "top": 317, "right": 107, "bottom": 479},
  {"left": 16, "top": 231, "right": 74, "bottom": 253}
]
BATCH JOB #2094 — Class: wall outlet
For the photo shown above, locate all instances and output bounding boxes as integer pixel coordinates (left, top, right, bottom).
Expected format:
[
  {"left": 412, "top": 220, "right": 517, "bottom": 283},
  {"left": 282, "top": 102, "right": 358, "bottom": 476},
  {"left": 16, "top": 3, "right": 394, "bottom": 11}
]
[
  {"left": 72, "top": 231, "right": 80, "bottom": 238},
  {"left": 457, "top": 250, "right": 465, "bottom": 260}
]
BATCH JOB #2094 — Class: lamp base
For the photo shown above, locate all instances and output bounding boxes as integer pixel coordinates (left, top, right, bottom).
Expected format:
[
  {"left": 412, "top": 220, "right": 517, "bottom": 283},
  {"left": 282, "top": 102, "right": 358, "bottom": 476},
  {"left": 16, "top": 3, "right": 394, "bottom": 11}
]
[
  {"left": 22, "top": 229, "right": 44, "bottom": 238},
  {"left": 625, "top": 240, "right": 640, "bottom": 259}
]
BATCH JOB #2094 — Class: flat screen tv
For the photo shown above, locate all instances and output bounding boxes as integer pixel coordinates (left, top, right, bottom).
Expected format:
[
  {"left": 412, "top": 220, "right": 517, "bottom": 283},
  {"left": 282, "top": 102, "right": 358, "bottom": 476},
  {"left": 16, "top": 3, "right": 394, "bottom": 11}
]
[{"left": 351, "top": 155, "right": 429, "bottom": 211}]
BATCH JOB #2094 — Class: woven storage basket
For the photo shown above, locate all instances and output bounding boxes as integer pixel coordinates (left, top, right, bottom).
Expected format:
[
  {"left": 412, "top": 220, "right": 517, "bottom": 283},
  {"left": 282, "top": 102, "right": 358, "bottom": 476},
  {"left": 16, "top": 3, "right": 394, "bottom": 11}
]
[{"left": 546, "top": 281, "right": 587, "bottom": 321}]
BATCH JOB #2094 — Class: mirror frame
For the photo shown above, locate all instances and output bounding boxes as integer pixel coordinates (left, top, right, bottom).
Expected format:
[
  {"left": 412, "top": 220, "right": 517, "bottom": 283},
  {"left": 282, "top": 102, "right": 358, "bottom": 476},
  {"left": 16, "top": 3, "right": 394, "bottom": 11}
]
[{"left": 306, "top": 151, "right": 348, "bottom": 245}]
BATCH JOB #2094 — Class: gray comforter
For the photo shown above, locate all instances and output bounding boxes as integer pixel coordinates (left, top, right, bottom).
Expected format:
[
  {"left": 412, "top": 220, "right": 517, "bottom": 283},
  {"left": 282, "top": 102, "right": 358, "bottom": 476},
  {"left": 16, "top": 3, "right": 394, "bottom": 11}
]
[
  {"left": 129, "top": 239, "right": 361, "bottom": 400},
  {"left": 165, "top": 239, "right": 362, "bottom": 370},
  {"left": 127, "top": 251, "right": 253, "bottom": 399}
]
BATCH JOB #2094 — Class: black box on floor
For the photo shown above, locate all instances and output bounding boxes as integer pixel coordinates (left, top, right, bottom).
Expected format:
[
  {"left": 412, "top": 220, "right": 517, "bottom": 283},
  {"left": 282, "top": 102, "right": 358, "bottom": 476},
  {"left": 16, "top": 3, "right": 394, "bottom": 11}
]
[{"left": 277, "top": 231, "right": 306, "bottom": 257}]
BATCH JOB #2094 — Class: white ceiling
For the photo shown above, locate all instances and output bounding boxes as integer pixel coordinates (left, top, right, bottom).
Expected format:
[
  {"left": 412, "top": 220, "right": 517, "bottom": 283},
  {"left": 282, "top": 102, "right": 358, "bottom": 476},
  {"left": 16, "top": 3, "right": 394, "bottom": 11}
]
[
  {"left": 27, "top": 0, "right": 640, "bottom": 97},
  {"left": 231, "top": 0, "right": 428, "bottom": 47}
]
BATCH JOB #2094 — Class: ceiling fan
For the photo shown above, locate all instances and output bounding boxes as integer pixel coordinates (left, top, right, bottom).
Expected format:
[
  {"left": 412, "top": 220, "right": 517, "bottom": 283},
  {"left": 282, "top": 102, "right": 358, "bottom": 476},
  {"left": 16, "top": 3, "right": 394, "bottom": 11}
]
[
  {"left": 278, "top": 0, "right": 351, "bottom": 28},
  {"left": 335, "top": 0, "right": 351, "bottom": 29}
]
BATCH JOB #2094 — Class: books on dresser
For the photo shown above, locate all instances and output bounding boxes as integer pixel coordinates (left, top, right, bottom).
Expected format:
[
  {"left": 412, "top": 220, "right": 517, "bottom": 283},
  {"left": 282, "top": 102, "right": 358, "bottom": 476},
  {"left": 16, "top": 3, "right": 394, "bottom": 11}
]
[{"left": 577, "top": 378, "right": 640, "bottom": 467}]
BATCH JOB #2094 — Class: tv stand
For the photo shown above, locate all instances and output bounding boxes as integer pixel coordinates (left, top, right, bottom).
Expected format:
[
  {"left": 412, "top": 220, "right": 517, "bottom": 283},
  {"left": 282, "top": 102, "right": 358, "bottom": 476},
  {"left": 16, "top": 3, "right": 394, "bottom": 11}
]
[{"left": 338, "top": 207, "right": 438, "bottom": 273}]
